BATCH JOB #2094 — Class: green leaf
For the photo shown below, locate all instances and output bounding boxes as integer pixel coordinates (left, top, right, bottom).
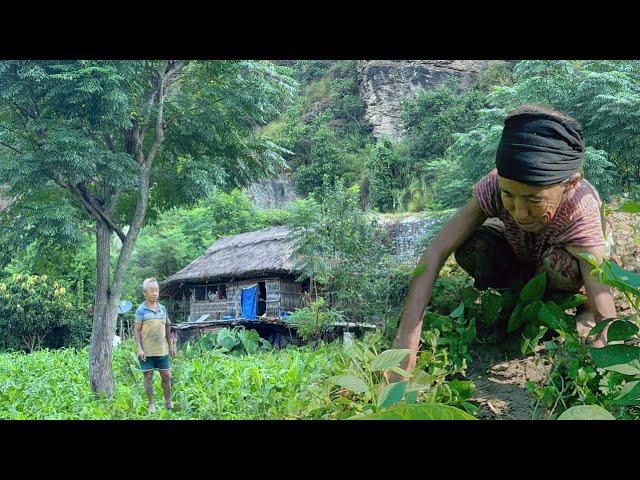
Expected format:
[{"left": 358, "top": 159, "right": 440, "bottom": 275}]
[
  {"left": 589, "top": 318, "right": 615, "bottom": 337},
  {"left": 557, "top": 405, "right": 615, "bottom": 420},
  {"left": 607, "top": 320, "right": 639, "bottom": 342},
  {"left": 371, "top": 349, "right": 410, "bottom": 372},
  {"left": 576, "top": 252, "right": 600, "bottom": 269},
  {"left": 461, "top": 401, "right": 479, "bottom": 416},
  {"left": 450, "top": 302, "right": 465, "bottom": 319},
  {"left": 619, "top": 201, "right": 640, "bottom": 214},
  {"left": 406, "top": 370, "right": 430, "bottom": 392},
  {"left": 411, "top": 263, "right": 426, "bottom": 279},
  {"left": 519, "top": 272, "right": 547, "bottom": 304},
  {"left": 377, "top": 381, "right": 408, "bottom": 408},
  {"left": 216, "top": 328, "right": 239, "bottom": 351},
  {"left": 507, "top": 302, "right": 525, "bottom": 333},
  {"left": 352, "top": 403, "right": 476, "bottom": 420},
  {"left": 547, "top": 301, "right": 567, "bottom": 320},
  {"left": 538, "top": 303, "right": 563, "bottom": 331},
  {"left": 523, "top": 300, "right": 543, "bottom": 324},
  {"left": 523, "top": 321, "right": 541, "bottom": 339},
  {"left": 600, "top": 261, "right": 640, "bottom": 297},
  {"left": 604, "top": 360, "right": 640, "bottom": 376},
  {"left": 448, "top": 380, "right": 475, "bottom": 400},
  {"left": 481, "top": 290, "right": 502, "bottom": 326},
  {"left": 459, "top": 318, "right": 476, "bottom": 345},
  {"left": 612, "top": 380, "right": 640, "bottom": 406},
  {"left": 589, "top": 344, "right": 640, "bottom": 368},
  {"left": 462, "top": 286, "right": 480, "bottom": 309},
  {"left": 405, "top": 391, "right": 419, "bottom": 404},
  {"left": 560, "top": 294, "right": 588, "bottom": 310},
  {"left": 389, "top": 366, "right": 412, "bottom": 378},
  {"left": 330, "top": 375, "right": 369, "bottom": 394},
  {"left": 237, "top": 328, "right": 260, "bottom": 354}
]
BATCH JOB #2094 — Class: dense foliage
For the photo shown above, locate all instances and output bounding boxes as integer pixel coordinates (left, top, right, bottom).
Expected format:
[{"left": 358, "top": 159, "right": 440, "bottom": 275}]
[
  {"left": 0, "top": 273, "right": 87, "bottom": 352},
  {"left": 123, "top": 188, "right": 290, "bottom": 302},
  {"left": 288, "top": 180, "right": 409, "bottom": 333},
  {"left": 2, "top": 59, "right": 640, "bottom": 419}
]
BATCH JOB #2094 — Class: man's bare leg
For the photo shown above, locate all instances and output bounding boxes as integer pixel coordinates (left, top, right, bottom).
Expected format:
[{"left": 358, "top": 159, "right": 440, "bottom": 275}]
[
  {"left": 143, "top": 370, "right": 156, "bottom": 413},
  {"left": 160, "top": 369, "right": 173, "bottom": 409}
]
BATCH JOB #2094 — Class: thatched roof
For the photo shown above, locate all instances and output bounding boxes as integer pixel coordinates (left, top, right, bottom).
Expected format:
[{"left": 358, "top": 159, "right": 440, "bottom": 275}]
[{"left": 161, "top": 225, "right": 300, "bottom": 290}]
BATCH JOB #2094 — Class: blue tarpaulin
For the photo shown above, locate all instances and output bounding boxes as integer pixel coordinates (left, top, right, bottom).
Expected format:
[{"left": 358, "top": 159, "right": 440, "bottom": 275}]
[{"left": 241, "top": 284, "right": 258, "bottom": 320}]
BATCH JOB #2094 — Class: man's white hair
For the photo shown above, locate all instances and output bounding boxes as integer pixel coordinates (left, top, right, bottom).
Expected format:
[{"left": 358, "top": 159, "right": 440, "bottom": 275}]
[{"left": 142, "top": 277, "right": 159, "bottom": 292}]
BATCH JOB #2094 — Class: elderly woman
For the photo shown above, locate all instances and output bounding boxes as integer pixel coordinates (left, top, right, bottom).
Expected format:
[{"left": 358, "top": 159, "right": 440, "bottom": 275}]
[
  {"left": 394, "top": 104, "right": 616, "bottom": 374},
  {"left": 135, "top": 277, "right": 176, "bottom": 413}
]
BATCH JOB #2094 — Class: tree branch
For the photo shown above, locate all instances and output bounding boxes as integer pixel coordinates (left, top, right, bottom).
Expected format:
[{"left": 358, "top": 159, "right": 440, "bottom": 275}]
[
  {"left": 64, "top": 180, "right": 126, "bottom": 242},
  {"left": 0, "top": 140, "right": 22, "bottom": 154},
  {"left": 164, "top": 96, "right": 224, "bottom": 127}
]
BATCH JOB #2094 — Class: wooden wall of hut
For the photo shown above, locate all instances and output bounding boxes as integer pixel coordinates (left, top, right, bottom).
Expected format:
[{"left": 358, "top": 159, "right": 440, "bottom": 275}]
[
  {"left": 265, "top": 279, "right": 280, "bottom": 317},
  {"left": 224, "top": 277, "right": 302, "bottom": 318},
  {"left": 190, "top": 300, "right": 228, "bottom": 321},
  {"left": 278, "top": 280, "right": 302, "bottom": 312}
]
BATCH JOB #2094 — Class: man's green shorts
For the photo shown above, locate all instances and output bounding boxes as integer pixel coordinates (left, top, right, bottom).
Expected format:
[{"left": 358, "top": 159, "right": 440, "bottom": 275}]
[{"left": 139, "top": 355, "right": 170, "bottom": 372}]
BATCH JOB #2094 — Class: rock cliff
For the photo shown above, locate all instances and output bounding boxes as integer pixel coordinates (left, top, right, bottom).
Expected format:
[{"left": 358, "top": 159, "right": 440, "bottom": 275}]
[{"left": 357, "top": 60, "right": 502, "bottom": 141}]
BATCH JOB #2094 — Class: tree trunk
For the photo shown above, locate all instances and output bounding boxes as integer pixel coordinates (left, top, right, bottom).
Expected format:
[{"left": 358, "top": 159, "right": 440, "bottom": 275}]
[
  {"left": 88, "top": 170, "right": 152, "bottom": 396},
  {"left": 86, "top": 60, "right": 179, "bottom": 395},
  {"left": 89, "top": 219, "right": 116, "bottom": 395}
]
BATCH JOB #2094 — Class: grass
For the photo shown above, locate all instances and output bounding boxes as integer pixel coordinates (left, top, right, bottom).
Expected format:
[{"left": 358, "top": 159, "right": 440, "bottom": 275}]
[{"left": 0, "top": 339, "right": 347, "bottom": 420}]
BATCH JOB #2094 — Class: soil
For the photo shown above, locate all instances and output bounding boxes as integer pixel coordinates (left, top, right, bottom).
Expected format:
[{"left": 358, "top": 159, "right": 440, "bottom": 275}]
[
  {"left": 466, "top": 207, "right": 638, "bottom": 420},
  {"left": 468, "top": 339, "right": 551, "bottom": 420}
]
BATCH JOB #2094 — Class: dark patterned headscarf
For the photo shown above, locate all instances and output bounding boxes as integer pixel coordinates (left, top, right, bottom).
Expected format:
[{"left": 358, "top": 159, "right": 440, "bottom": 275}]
[{"left": 495, "top": 111, "right": 584, "bottom": 185}]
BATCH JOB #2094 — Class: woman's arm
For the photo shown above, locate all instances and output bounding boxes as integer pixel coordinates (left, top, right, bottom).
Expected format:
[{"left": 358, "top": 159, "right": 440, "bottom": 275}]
[
  {"left": 392, "top": 197, "right": 487, "bottom": 376},
  {"left": 566, "top": 244, "right": 617, "bottom": 348}
]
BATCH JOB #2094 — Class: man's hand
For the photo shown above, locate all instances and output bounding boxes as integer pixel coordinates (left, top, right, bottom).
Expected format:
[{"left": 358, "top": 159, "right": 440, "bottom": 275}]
[
  {"left": 169, "top": 345, "right": 177, "bottom": 358},
  {"left": 137, "top": 349, "right": 146, "bottom": 362}
]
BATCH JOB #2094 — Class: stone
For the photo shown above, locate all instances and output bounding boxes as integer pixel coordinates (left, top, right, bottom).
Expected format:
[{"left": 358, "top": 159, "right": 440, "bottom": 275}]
[
  {"left": 243, "top": 173, "right": 299, "bottom": 209},
  {"left": 357, "top": 60, "right": 504, "bottom": 141}
]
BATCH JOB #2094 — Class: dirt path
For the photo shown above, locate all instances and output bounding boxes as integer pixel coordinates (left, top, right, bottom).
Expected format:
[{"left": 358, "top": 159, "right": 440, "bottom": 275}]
[
  {"left": 465, "top": 208, "right": 638, "bottom": 420},
  {"left": 468, "top": 339, "right": 551, "bottom": 420}
]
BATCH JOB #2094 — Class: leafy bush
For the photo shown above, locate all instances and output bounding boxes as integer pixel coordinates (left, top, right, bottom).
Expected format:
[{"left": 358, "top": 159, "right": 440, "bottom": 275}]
[
  {"left": 497, "top": 217, "right": 640, "bottom": 419},
  {"left": 287, "top": 297, "right": 342, "bottom": 342},
  {"left": 318, "top": 332, "right": 476, "bottom": 420},
  {"left": 0, "top": 273, "right": 87, "bottom": 352},
  {"left": 288, "top": 179, "right": 406, "bottom": 327},
  {"left": 186, "top": 328, "right": 272, "bottom": 357}
]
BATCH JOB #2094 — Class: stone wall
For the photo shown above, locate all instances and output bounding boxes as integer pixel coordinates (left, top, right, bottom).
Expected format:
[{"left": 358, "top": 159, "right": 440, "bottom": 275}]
[
  {"left": 377, "top": 213, "right": 451, "bottom": 265},
  {"left": 243, "top": 173, "right": 299, "bottom": 209},
  {"left": 357, "top": 60, "right": 503, "bottom": 141}
]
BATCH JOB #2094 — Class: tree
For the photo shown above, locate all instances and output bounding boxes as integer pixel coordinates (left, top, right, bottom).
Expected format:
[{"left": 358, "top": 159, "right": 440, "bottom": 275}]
[
  {"left": 288, "top": 179, "right": 406, "bottom": 326},
  {"left": 426, "top": 60, "right": 638, "bottom": 208},
  {"left": 0, "top": 60, "right": 295, "bottom": 395},
  {"left": 0, "top": 273, "right": 83, "bottom": 352}
]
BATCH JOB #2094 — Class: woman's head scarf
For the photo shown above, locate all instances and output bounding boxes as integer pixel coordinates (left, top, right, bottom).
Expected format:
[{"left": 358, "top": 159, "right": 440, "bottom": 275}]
[{"left": 495, "top": 111, "right": 585, "bottom": 185}]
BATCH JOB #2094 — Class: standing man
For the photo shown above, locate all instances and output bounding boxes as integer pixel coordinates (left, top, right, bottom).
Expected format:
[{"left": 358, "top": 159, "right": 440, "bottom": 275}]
[{"left": 135, "top": 277, "right": 176, "bottom": 413}]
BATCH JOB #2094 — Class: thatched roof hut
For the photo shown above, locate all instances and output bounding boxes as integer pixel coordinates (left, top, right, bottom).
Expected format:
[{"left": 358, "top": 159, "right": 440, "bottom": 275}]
[{"left": 160, "top": 225, "right": 300, "bottom": 296}]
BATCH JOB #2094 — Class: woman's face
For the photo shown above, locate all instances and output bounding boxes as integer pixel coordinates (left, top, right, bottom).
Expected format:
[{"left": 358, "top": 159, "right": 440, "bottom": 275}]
[{"left": 498, "top": 176, "right": 568, "bottom": 233}]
